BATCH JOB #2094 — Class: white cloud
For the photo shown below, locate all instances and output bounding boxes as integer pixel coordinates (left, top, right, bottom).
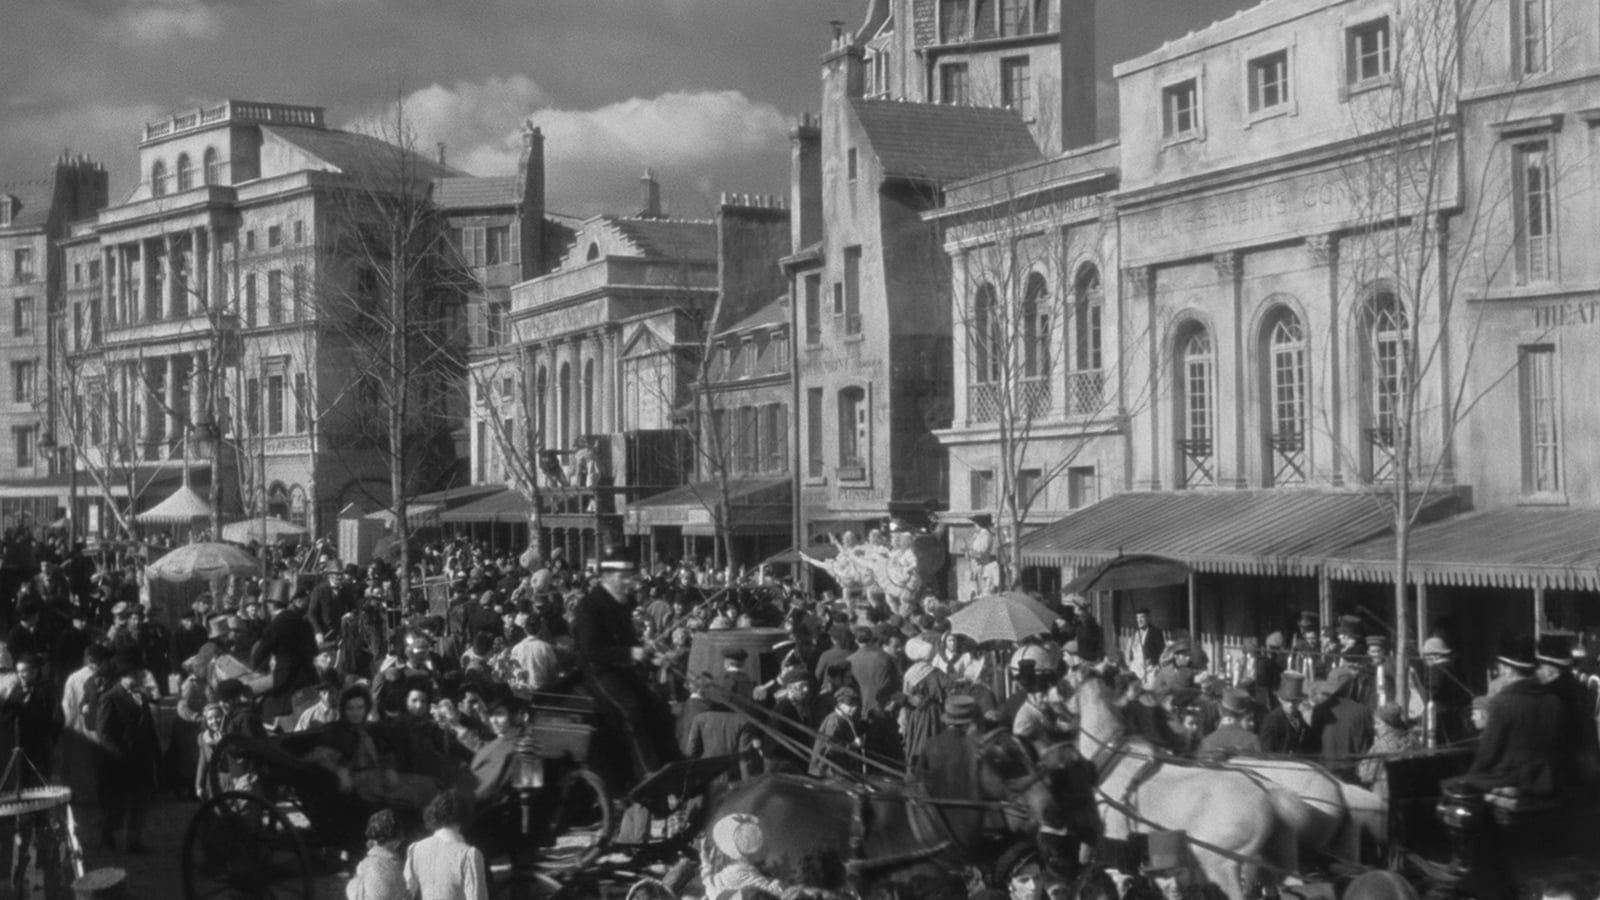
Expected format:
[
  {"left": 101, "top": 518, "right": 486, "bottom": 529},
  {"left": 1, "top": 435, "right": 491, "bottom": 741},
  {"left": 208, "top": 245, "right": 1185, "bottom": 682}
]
[
  {"left": 115, "top": 1, "right": 223, "bottom": 44},
  {"left": 360, "top": 76, "right": 791, "bottom": 216}
]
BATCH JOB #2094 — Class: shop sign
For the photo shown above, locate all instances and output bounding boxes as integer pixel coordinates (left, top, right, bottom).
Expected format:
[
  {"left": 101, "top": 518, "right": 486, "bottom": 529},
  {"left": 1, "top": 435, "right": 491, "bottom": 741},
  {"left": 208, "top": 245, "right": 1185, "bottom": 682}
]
[{"left": 1532, "top": 300, "right": 1600, "bottom": 329}]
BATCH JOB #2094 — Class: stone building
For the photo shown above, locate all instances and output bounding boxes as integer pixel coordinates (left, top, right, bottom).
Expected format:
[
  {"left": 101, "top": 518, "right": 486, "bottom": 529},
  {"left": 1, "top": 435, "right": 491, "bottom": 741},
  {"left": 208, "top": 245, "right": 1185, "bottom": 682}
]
[{"left": 0, "top": 155, "right": 108, "bottom": 529}]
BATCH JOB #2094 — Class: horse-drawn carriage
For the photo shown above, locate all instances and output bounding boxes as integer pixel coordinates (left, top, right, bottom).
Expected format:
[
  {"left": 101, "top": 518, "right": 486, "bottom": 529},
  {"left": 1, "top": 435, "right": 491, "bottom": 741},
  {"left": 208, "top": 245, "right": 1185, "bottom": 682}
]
[{"left": 181, "top": 690, "right": 740, "bottom": 900}]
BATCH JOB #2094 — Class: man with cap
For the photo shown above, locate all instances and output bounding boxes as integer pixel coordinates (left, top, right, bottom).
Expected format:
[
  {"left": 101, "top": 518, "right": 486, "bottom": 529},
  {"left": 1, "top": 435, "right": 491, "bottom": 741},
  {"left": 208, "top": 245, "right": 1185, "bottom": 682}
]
[
  {"left": 813, "top": 624, "right": 855, "bottom": 684},
  {"left": 573, "top": 547, "right": 678, "bottom": 785},
  {"left": 809, "top": 686, "right": 865, "bottom": 776},
  {"left": 913, "top": 694, "right": 983, "bottom": 792},
  {"left": 1417, "top": 635, "right": 1471, "bottom": 746},
  {"left": 848, "top": 625, "right": 900, "bottom": 716},
  {"left": 762, "top": 670, "right": 817, "bottom": 774},
  {"left": 1065, "top": 595, "right": 1105, "bottom": 664},
  {"left": 1151, "top": 641, "right": 1199, "bottom": 695},
  {"left": 1455, "top": 635, "right": 1572, "bottom": 797},
  {"left": 1259, "top": 671, "right": 1313, "bottom": 754},
  {"left": 719, "top": 647, "right": 756, "bottom": 702}
]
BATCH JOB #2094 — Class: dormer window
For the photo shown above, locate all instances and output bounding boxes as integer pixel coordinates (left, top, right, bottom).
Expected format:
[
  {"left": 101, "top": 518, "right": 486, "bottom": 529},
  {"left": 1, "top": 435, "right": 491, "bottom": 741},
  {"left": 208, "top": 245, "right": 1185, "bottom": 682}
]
[{"left": 0, "top": 195, "right": 13, "bottom": 227}]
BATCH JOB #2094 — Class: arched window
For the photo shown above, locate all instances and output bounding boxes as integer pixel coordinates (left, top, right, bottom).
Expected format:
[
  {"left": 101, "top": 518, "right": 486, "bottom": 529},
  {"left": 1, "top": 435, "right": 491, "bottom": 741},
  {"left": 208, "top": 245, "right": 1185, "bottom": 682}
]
[
  {"left": 176, "top": 154, "right": 193, "bottom": 191},
  {"left": 1022, "top": 272, "right": 1049, "bottom": 378},
  {"left": 970, "top": 284, "right": 1000, "bottom": 384},
  {"left": 1176, "top": 323, "right": 1216, "bottom": 488},
  {"left": 1263, "top": 307, "right": 1308, "bottom": 485},
  {"left": 582, "top": 359, "right": 595, "bottom": 436},
  {"left": 203, "top": 147, "right": 221, "bottom": 185},
  {"left": 151, "top": 160, "right": 168, "bottom": 197},
  {"left": 1069, "top": 265, "right": 1104, "bottom": 415},
  {"left": 557, "top": 362, "right": 572, "bottom": 449},
  {"left": 586, "top": 243, "right": 600, "bottom": 261},
  {"left": 1362, "top": 290, "right": 1409, "bottom": 482}
]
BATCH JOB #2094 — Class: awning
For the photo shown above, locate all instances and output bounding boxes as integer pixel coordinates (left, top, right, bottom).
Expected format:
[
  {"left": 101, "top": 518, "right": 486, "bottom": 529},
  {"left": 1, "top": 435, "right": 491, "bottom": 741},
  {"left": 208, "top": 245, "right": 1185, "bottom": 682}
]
[
  {"left": 1018, "top": 489, "right": 1462, "bottom": 577},
  {"left": 627, "top": 478, "right": 791, "bottom": 535},
  {"left": 363, "top": 484, "right": 502, "bottom": 525},
  {"left": 136, "top": 485, "right": 213, "bottom": 524},
  {"left": 437, "top": 488, "right": 533, "bottom": 524},
  {"left": 1321, "top": 507, "right": 1600, "bottom": 590}
]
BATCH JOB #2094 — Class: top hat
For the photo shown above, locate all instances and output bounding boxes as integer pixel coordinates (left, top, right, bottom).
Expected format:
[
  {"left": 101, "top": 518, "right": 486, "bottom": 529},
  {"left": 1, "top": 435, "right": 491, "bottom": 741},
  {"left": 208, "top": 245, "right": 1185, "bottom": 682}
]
[
  {"left": 1337, "top": 615, "right": 1364, "bottom": 637},
  {"left": 206, "top": 614, "right": 231, "bottom": 639},
  {"left": 941, "top": 694, "right": 979, "bottom": 726},
  {"left": 1219, "top": 689, "right": 1251, "bottom": 717},
  {"left": 1497, "top": 634, "right": 1537, "bottom": 671},
  {"left": 1536, "top": 632, "right": 1576, "bottom": 667},
  {"left": 597, "top": 548, "right": 636, "bottom": 573},
  {"left": 722, "top": 647, "right": 749, "bottom": 663},
  {"left": 1277, "top": 671, "right": 1308, "bottom": 702}
]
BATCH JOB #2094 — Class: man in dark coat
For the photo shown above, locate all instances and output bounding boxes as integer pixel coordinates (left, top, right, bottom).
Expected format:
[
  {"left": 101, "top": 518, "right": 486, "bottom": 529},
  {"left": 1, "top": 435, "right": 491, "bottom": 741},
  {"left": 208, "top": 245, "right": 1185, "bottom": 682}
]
[
  {"left": 1125, "top": 609, "right": 1166, "bottom": 681},
  {"left": 0, "top": 654, "right": 62, "bottom": 784},
  {"left": 1456, "top": 636, "right": 1573, "bottom": 796},
  {"left": 573, "top": 550, "right": 678, "bottom": 785},
  {"left": 1310, "top": 669, "right": 1373, "bottom": 783},
  {"left": 682, "top": 685, "right": 757, "bottom": 778},
  {"left": 1534, "top": 632, "right": 1598, "bottom": 783},
  {"left": 1259, "top": 671, "right": 1314, "bottom": 754},
  {"left": 847, "top": 626, "right": 899, "bottom": 716},
  {"left": 305, "top": 563, "right": 349, "bottom": 641},
  {"left": 718, "top": 647, "right": 757, "bottom": 702},
  {"left": 763, "top": 670, "right": 818, "bottom": 773},
  {"left": 252, "top": 591, "right": 318, "bottom": 723},
  {"left": 94, "top": 654, "right": 161, "bottom": 851}
]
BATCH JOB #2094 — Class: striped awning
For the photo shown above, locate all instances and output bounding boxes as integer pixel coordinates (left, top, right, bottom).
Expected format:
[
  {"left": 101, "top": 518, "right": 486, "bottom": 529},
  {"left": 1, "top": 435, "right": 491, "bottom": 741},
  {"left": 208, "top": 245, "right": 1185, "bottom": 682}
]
[
  {"left": 1321, "top": 507, "right": 1600, "bottom": 590},
  {"left": 437, "top": 487, "right": 532, "bottom": 524},
  {"left": 1018, "top": 489, "right": 1462, "bottom": 577}
]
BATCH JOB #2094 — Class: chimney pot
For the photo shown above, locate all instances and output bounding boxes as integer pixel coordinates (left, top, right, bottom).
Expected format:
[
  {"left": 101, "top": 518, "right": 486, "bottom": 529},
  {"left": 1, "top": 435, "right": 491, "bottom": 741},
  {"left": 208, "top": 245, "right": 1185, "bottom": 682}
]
[{"left": 437, "top": 142, "right": 447, "bottom": 167}]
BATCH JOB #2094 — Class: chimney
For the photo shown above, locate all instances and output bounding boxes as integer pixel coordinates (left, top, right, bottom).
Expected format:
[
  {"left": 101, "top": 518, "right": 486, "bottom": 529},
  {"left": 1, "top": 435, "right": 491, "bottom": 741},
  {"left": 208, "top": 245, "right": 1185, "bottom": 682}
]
[
  {"left": 639, "top": 169, "right": 663, "bottom": 219},
  {"left": 1059, "top": 0, "right": 1098, "bottom": 150},
  {"left": 436, "top": 142, "right": 447, "bottom": 167},
  {"left": 790, "top": 114, "right": 823, "bottom": 249},
  {"left": 517, "top": 123, "right": 547, "bottom": 278}
]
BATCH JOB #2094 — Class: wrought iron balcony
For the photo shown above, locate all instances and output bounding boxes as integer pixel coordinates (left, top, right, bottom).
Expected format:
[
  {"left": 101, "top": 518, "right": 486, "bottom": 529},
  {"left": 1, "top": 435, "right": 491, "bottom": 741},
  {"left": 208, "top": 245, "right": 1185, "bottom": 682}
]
[
  {"left": 1269, "top": 432, "right": 1307, "bottom": 486},
  {"left": 1177, "top": 438, "right": 1215, "bottom": 489},
  {"left": 1067, "top": 369, "right": 1105, "bottom": 417}
]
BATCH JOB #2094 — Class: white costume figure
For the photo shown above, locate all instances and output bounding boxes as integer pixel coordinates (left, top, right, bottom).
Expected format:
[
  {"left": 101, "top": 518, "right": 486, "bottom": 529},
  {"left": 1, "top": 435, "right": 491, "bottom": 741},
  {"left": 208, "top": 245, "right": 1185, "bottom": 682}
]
[
  {"left": 965, "top": 514, "right": 1003, "bottom": 600},
  {"left": 883, "top": 525, "right": 923, "bottom": 617},
  {"left": 801, "top": 531, "right": 878, "bottom": 593}
]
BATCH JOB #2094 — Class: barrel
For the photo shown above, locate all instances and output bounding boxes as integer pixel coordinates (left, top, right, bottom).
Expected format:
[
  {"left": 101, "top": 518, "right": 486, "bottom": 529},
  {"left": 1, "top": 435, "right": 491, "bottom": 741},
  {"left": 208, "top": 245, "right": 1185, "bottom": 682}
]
[{"left": 687, "top": 628, "right": 789, "bottom": 685}]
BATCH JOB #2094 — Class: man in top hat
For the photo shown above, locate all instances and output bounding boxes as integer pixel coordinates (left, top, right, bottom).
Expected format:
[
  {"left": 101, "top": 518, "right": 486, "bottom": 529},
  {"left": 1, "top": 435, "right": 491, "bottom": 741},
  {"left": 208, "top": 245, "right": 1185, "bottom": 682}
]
[
  {"left": 1309, "top": 669, "right": 1373, "bottom": 784},
  {"left": 1259, "top": 671, "right": 1313, "bottom": 754},
  {"left": 252, "top": 588, "right": 318, "bottom": 728},
  {"left": 1455, "top": 635, "right": 1573, "bottom": 797},
  {"left": 94, "top": 651, "right": 160, "bottom": 851},
  {"left": 307, "top": 561, "right": 351, "bottom": 643},
  {"left": 572, "top": 547, "right": 679, "bottom": 785},
  {"left": 1198, "top": 689, "right": 1261, "bottom": 757},
  {"left": 1143, "top": 831, "right": 1200, "bottom": 900},
  {"left": 1534, "top": 631, "right": 1599, "bottom": 783}
]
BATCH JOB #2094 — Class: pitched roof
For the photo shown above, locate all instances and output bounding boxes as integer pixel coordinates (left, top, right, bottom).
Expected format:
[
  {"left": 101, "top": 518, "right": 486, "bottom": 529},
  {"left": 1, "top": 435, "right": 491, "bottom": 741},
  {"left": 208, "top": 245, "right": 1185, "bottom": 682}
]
[
  {"left": 849, "top": 99, "right": 1042, "bottom": 185},
  {"left": 0, "top": 179, "right": 57, "bottom": 231},
  {"left": 719, "top": 297, "right": 789, "bottom": 335},
  {"left": 1322, "top": 507, "right": 1600, "bottom": 591},
  {"left": 606, "top": 216, "right": 718, "bottom": 260},
  {"left": 433, "top": 175, "right": 521, "bottom": 210},
  {"left": 262, "top": 125, "right": 463, "bottom": 182}
]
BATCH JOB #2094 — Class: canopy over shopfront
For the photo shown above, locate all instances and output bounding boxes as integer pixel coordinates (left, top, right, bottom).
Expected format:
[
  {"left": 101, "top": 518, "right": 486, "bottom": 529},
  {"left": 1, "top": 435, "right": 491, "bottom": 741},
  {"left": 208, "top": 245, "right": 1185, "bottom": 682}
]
[
  {"left": 1018, "top": 489, "right": 1464, "bottom": 576},
  {"left": 438, "top": 487, "right": 534, "bottom": 524},
  {"left": 626, "top": 477, "right": 791, "bottom": 537},
  {"left": 1320, "top": 507, "right": 1600, "bottom": 591},
  {"left": 364, "top": 484, "right": 503, "bottom": 527}
]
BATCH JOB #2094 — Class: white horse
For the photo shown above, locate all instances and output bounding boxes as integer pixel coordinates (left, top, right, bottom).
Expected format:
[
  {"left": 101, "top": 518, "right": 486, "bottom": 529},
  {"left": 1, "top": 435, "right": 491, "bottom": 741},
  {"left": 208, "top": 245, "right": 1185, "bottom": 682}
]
[
  {"left": 1223, "top": 753, "right": 1387, "bottom": 864},
  {"left": 1071, "top": 677, "right": 1314, "bottom": 900}
]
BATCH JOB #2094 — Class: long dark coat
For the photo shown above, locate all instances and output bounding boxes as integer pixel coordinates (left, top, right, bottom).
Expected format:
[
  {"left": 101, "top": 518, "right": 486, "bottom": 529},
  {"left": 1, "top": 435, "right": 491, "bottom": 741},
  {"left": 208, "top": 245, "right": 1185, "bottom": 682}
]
[
  {"left": 1463, "top": 676, "right": 1573, "bottom": 795},
  {"left": 253, "top": 606, "right": 318, "bottom": 718},
  {"left": 94, "top": 684, "right": 160, "bottom": 791}
]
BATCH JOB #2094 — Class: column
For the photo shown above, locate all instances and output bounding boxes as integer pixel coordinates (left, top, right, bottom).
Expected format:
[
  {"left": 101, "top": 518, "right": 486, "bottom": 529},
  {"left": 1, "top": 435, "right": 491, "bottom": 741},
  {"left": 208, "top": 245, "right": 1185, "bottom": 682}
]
[
  {"left": 1122, "top": 266, "right": 1157, "bottom": 490},
  {"left": 166, "top": 356, "right": 181, "bottom": 450},
  {"left": 1215, "top": 251, "right": 1246, "bottom": 488},
  {"left": 164, "top": 233, "right": 178, "bottom": 319},
  {"left": 102, "top": 246, "right": 115, "bottom": 328},
  {"left": 1306, "top": 235, "right": 1340, "bottom": 485}
]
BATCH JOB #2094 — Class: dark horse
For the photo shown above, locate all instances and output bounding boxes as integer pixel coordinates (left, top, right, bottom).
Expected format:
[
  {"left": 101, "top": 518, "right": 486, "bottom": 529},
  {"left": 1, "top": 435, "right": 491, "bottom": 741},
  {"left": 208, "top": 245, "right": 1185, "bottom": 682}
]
[{"left": 701, "top": 732, "right": 1102, "bottom": 900}]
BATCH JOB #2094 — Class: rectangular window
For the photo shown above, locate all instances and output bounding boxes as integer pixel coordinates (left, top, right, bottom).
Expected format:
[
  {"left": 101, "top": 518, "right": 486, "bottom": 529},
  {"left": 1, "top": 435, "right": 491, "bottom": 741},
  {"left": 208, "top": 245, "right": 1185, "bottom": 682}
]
[
  {"left": 246, "top": 378, "right": 260, "bottom": 432},
  {"left": 1017, "top": 468, "right": 1043, "bottom": 509},
  {"left": 291, "top": 264, "right": 306, "bottom": 320},
  {"left": 1519, "top": 345, "right": 1560, "bottom": 494},
  {"left": 1162, "top": 79, "right": 1199, "bottom": 139},
  {"left": 940, "top": 63, "right": 970, "bottom": 105},
  {"left": 13, "top": 296, "right": 33, "bottom": 336},
  {"left": 73, "top": 263, "right": 82, "bottom": 286},
  {"left": 244, "top": 274, "right": 257, "bottom": 327},
  {"left": 847, "top": 148, "right": 858, "bottom": 181},
  {"left": 293, "top": 220, "right": 304, "bottom": 244},
  {"left": 806, "top": 388, "right": 824, "bottom": 478},
  {"left": 294, "top": 373, "right": 308, "bottom": 433},
  {"left": 13, "top": 427, "right": 33, "bottom": 469},
  {"left": 737, "top": 406, "right": 759, "bottom": 474},
  {"left": 1002, "top": 57, "right": 1032, "bottom": 119},
  {"left": 13, "top": 249, "right": 33, "bottom": 282},
  {"left": 770, "top": 331, "right": 789, "bottom": 375},
  {"left": 486, "top": 225, "right": 511, "bottom": 266},
  {"left": 970, "top": 469, "right": 995, "bottom": 511},
  {"left": 939, "top": 0, "right": 968, "bottom": 42},
  {"left": 88, "top": 260, "right": 101, "bottom": 283},
  {"left": 1001, "top": 0, "right": 1029, "bottom": 35},
  {"left": 838, "top": 387, "right": 867, "bottom": 477},
  {"left": 1514, "top": 141, "right": 1555, "bottom": 283},
  {"left": 266, "top": 374, "right": 285, "bottom": 435},
  {"left": 1248, "top": 50, "right": 1290, "bottom": 113},
  {"left": 463, "top": 227, "right": 486, "bottom": 267},
  {"left": 1515, "top": 0, "right": 1548, "bottom": 75},
  {"left": 267, "top": 225, "right": 282, "bottom": 248},
  {"left": 267, "top": 269, "right": 283, "bottom": 324},
  {"left": 1346, "top": 18, "right": 1392, "bottom": 85},
  {"left": 766, "top": 403, "right": 788, "bottom": 472},
  {"left": 12, "top": 361, "right": 34, "bottom": 404},
  {"left": 843, "top": 246, "right": 862, "bottom": 335},
  {"left": 244, "top": 230, "right": 255, "bottom": 252},
  {"left": 1067, "top": 466, "right": 1097, "bottom": 509},
  {"left": 486, "top": 301, "right": 509, "bottom": 346},
  {"left": 974, "top": 0, "right": 996, "bottom": 39}
]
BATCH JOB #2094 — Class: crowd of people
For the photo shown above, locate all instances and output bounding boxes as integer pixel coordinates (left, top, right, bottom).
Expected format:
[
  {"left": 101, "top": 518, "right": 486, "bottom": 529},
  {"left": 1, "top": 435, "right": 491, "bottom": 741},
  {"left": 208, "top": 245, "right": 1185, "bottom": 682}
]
[{"left": 0, "top": 526, "right": 1597, "bottom": 900}]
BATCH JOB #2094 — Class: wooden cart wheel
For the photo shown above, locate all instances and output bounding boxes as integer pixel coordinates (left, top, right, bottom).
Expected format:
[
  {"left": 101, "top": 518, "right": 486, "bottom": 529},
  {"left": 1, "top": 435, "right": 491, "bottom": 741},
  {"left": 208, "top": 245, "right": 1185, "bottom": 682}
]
[
  {"left": 181, "top": 790, "right": 313, "bottom": 900},
  {"left": 540, "top": 767, "right": 614, "bottom": 872}
]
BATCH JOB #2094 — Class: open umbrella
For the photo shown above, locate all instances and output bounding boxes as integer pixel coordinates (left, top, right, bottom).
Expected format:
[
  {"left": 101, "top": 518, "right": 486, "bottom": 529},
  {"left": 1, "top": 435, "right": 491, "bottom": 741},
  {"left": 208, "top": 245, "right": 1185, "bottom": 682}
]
[
  {"left": 1064, "top": 554, "right": 1191, "bottom": 595},
  {"left": 146, "top": 541, "right": 260, "bottom": 583},
  {"left": 134, "top": 485, "right": 213, "bottom": 524},
  {"left": 220, "top": 517, "right": 308, "bottom": 544},
  {"left": 948, "top": 590, "right": 1057, "bottom": 644}
]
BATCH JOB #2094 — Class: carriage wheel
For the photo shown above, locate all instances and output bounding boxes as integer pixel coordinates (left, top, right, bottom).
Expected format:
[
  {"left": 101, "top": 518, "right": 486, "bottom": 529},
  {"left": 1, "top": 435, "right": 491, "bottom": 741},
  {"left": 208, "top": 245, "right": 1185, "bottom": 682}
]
[
  {"left": 181, "top": 791, "right": 312, "bottom": 900},
  {"left": 540, "top": 768, "right": 614, "bottom": 871}
]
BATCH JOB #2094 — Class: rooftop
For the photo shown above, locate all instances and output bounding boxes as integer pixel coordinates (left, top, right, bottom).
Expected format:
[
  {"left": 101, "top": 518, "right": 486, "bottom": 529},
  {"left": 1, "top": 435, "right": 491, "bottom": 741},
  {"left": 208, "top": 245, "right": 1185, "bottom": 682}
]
[
  {"left": 434, "top": 175, "right": 522, "bottom": 210},
  {"left": 606, "top": 216, "right": 718, "bottom": 260},
  {"left": 849, "top": 98, "right": 1043, "bottom": 185},
  {"left": 142, "top": 100, "right": 326, "bottom": 145},
  {"left": 0, "top": 179, "right": 55, "bottom": 231},
  {"left": 263, "top": 125, "right": 464, "bottom": 182}
]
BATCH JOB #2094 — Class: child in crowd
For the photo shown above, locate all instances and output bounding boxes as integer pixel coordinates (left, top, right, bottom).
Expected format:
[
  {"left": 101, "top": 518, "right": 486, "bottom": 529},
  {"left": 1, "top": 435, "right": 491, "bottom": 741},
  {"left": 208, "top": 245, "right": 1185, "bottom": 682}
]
[{"left": 347, "top": 809, "right": 406, "bottom": 900}]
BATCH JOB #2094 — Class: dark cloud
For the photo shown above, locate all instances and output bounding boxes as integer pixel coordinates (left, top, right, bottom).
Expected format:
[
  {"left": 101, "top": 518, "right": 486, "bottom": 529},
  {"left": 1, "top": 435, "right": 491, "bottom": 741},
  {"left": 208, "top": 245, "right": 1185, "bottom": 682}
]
[{"left": 2, "top": 0, "right": 1258, "bottom": 211}]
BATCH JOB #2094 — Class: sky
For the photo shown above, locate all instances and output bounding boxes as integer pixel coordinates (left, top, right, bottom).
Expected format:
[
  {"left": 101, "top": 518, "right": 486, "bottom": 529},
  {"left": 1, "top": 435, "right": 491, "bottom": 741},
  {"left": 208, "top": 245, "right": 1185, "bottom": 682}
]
[{"left": 2, "top": 0, "right": 1260, "bottom": 220}]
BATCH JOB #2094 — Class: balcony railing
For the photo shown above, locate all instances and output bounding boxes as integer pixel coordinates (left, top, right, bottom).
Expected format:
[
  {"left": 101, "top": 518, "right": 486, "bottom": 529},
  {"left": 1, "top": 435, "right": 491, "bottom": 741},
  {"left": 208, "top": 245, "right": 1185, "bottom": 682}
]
[
  {"left": 968, "top": 376, "right": 1052, "bottom": 425},
  {"left": 1067, "top": 369, "right": 1105, "bottom": 416},
  {"left": 1364, "top": 426, "right": 1406, "bottom": 483},
  {"left": 1269, "top": 432, "right": 1307, "bottom": 486},
  {"left": 1177, "top": 438, "right": 1215, "bottom": 488}
]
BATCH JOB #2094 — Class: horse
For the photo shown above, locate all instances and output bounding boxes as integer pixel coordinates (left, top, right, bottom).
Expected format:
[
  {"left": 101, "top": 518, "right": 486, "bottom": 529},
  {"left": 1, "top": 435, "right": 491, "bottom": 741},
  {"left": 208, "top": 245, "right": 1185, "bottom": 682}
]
[
  {"left": 1069, "top": 676, "right": 1311, "bottom": 900},
  {"left": 1221, "top": 753, "right": 1386, "bottom": 864},
  {"left": 699, "top": 731, "right": 1102, "bottom": 900}
]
